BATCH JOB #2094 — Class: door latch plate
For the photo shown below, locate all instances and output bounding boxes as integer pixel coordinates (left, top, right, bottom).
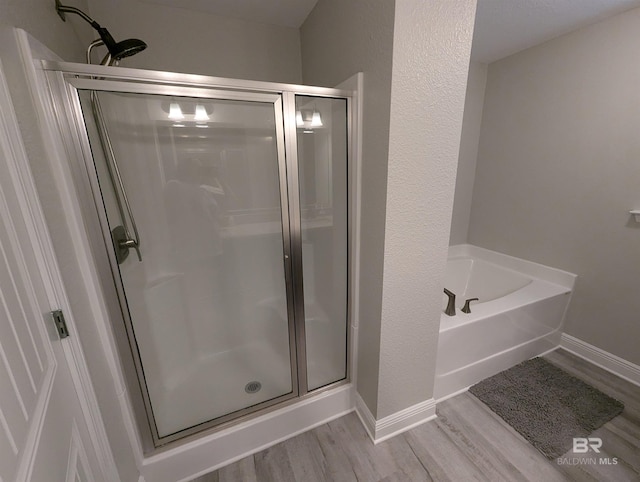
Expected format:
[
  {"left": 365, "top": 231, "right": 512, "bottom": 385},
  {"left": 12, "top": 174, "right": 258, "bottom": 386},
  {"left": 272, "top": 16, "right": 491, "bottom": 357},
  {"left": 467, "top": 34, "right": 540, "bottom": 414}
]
[{"left": 51, "top": 309, "right": 69, "bottom": 339}]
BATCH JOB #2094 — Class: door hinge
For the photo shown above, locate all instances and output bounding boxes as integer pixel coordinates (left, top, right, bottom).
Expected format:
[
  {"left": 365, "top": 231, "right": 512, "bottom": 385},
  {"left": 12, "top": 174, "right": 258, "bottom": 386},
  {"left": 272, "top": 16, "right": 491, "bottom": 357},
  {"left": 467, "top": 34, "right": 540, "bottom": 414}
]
[{"left": 51, "top": 309, "right": 70, "bottom": 339}]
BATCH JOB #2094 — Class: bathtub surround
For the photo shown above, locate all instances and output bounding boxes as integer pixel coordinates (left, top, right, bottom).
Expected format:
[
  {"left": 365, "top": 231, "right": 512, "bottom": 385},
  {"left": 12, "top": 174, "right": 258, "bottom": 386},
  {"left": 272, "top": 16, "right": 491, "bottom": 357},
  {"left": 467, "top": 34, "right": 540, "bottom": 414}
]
[
  {"left": 435, "top": 245, "right": 576, "bottom": 400},
  {"left": 468, "top": 7, "right": 640, "bottom": 367}
]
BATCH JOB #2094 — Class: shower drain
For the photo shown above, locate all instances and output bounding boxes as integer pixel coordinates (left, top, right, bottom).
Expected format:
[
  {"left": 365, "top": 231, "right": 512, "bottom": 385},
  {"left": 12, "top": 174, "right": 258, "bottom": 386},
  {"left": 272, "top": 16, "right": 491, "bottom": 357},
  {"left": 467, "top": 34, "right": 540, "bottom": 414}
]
[{"left": 245, "top": 381, "right": 262, "bottom": 394}]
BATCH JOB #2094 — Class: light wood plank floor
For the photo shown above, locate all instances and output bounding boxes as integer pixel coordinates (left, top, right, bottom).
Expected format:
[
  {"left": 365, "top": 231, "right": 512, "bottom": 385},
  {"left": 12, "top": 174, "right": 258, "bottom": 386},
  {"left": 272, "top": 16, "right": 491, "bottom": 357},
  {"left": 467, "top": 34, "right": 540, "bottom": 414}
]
[{"left": 192, "top": 349, "right": 640, "bottom": 481}]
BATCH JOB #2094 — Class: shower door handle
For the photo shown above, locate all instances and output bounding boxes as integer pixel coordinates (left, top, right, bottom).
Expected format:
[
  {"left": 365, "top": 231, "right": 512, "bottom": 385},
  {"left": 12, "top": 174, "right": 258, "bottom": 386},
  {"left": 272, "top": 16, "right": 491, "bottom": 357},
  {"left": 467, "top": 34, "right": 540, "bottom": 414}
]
[
  {"left": 119, "top": 237, "right": 142, "bottom": 262},
  {"left": 112, "top": 225, "right": 141, "bottom": 264}
]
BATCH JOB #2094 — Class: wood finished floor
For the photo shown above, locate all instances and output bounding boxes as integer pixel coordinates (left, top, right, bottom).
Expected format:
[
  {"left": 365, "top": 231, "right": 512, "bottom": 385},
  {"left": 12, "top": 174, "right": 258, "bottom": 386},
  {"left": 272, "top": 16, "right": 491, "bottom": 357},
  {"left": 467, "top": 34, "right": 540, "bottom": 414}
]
[{"left": 191, "top": 349, "right": 640, "bottom": 481}]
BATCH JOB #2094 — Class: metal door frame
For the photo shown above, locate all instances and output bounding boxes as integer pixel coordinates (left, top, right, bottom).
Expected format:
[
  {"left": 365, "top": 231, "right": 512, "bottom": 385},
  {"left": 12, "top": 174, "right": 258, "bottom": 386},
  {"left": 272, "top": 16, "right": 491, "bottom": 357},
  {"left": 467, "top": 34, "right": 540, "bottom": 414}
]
[{"left": 42, "top": 61, "right": 353, "bottom": 450}]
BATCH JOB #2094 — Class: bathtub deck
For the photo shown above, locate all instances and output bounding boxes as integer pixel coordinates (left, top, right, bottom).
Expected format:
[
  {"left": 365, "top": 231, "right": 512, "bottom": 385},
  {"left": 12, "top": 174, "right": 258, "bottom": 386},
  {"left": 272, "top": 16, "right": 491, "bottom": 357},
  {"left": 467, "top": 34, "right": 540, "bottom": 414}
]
[{"left": 192, "top": 348, "right": 640, "bottom": 481}]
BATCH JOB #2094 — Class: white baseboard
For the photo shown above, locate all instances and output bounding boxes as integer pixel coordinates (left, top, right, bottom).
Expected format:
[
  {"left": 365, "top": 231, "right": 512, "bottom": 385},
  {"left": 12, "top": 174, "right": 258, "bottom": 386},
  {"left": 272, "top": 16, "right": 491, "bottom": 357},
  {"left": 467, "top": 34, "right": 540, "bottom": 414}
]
[
  {"left": 141, "top": 384, "right": 354, "bottom": 482},
  {"left": 354, "top": 393, "right": 436, "bottom": 444},
  {"left": 560, "top": 334, "right": 640, "bottom": 387},
  {"left": 354, "top": 393, "right": 377, "bottom": 441}
]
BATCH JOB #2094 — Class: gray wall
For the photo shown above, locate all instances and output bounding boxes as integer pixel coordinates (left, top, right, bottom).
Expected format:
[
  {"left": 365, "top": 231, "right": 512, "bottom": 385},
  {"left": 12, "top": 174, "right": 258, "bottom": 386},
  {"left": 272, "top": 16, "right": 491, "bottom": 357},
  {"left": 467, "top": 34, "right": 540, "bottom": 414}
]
[
  {"left": 0, "top": 0, "right": 91, "bottom": 62},
  {"left": 449, "top": 61, "right": 487, "bottom": 245},
  {"left": 301, "top": 0, "right": 395, "bottom": 417},
  {"left": 469, "top": 7, "right": 640, "bottom": 365},
  {"left": 86, "top": 0, "right": 302, "bottom": 83}
]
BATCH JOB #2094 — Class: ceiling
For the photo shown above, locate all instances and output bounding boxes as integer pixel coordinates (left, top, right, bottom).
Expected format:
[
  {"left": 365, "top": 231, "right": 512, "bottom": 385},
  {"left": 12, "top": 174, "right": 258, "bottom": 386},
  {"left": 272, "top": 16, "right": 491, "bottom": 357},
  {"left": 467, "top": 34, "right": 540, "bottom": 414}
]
[
  {"left": 472, "top": 0, "right": 640, "bottom": 63},
  {"left": 137, "top": 0, "right": 640, "bottom": 63}
]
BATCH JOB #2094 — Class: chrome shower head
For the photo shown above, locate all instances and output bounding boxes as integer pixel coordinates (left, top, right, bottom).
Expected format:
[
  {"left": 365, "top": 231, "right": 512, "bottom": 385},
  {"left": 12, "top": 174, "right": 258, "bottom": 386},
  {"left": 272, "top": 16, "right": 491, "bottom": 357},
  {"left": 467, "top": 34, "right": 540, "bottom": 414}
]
[{"left": 55, "top": 0, "right": 147, "bottom": 65}]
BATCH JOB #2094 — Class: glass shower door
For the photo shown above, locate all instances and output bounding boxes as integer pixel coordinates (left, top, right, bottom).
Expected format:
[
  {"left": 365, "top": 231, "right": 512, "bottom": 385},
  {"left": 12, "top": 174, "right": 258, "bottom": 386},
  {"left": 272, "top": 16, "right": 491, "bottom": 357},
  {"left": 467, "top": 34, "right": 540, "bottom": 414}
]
[
  {"left": 76, "top": 87, "right": 296, "bottom": 442},
  {"left": 294, "top": 95, "right": 349, "bottom": 391}
]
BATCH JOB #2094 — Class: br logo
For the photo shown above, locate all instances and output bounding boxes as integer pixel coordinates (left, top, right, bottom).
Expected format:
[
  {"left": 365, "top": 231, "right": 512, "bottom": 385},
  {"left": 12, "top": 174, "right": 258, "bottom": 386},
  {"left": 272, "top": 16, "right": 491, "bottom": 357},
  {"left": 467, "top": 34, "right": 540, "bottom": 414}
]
[{"left": 573, "top": 437, "right": 602, "bottom": 453}]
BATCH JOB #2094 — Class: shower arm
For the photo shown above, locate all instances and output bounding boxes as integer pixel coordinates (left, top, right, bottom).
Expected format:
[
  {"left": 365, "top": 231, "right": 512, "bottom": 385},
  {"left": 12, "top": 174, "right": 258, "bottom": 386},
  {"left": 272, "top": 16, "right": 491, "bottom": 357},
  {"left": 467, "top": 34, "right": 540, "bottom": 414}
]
[
  {"left": 90, "top": 92, "right": 142, "bottom": 262},
  {"left": 56, "top": 0, "right": 119, "bottom": 55}
]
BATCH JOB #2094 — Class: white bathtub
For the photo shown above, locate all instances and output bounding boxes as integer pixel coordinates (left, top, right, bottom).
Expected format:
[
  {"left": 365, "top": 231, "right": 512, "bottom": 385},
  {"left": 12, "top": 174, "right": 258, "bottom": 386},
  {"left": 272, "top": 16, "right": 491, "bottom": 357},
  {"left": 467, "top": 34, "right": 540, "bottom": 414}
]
[{"left": 434, "top": 244, "right": 577, "bottom": 400}]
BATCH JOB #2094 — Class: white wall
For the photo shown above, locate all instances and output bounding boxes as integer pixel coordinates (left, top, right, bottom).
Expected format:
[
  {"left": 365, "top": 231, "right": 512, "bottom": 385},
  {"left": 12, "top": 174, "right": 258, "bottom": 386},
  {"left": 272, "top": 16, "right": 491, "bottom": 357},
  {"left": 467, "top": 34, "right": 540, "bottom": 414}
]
[
  {"left": 301, "top": 0, "right": 396, "bottom": 417},
  {"left": 86, "top": 0, "right": 302, "bottom": 83},
  {"left": 302, "top": 0, "right": 476, "bottom": 419},
  {"left": 469, "top": 7, "right": 640, "bottom": 366},
  {"left": 449, "top": 61, "right": 487, "bottom": 245}
]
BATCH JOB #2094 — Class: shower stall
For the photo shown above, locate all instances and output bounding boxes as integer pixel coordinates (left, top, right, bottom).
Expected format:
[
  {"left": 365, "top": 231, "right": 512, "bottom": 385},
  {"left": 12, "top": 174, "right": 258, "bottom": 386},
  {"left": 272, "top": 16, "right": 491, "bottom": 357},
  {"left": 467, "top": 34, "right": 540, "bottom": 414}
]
[{"left": 43, "top": 62, "right": 352, "bottom": 449}]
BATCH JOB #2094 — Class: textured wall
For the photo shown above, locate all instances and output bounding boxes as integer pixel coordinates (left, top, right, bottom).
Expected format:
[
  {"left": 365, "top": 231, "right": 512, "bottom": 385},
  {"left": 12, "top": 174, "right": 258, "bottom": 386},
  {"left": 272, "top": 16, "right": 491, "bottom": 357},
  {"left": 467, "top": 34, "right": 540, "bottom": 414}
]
[
  {"left": 378, "top": 0, "right": 476, "bottom": 417},
  {"left": 301, "top": 0, "right": 396, "bottom": 417},
  {"left": 86, "top": 0, "right": 302, "bottom": 83},
  {"left": 301, "top": 0, "right": 476, "bottom": 418},
  {"left": 469, "top": 7, "right": 640, "bottom": 365},
  {"left": 449, "top": 61, "right": 488, "bottom": 245}
]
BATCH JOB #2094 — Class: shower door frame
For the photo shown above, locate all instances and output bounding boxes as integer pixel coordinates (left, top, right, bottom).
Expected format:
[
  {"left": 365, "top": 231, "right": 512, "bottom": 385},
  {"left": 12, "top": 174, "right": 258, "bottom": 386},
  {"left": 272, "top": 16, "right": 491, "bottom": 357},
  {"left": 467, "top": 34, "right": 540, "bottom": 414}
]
[{"left": 42, "top": 61, "right": 353, "bottom": 449}]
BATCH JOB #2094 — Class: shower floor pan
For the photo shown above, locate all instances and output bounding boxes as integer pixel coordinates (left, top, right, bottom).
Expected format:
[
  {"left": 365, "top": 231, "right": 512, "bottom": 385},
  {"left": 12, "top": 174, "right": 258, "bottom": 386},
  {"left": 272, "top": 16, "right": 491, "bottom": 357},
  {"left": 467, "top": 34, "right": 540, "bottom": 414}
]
[{"left": 149, "top": 338, "right": 292, "bottom": 439}]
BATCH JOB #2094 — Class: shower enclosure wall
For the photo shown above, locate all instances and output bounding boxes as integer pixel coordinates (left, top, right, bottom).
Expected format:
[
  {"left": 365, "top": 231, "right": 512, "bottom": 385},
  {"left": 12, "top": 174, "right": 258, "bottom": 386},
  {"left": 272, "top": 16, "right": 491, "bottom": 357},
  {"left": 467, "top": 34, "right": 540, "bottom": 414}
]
[{"left": 43, "top": 63, "right": 352, "bottom": 449}]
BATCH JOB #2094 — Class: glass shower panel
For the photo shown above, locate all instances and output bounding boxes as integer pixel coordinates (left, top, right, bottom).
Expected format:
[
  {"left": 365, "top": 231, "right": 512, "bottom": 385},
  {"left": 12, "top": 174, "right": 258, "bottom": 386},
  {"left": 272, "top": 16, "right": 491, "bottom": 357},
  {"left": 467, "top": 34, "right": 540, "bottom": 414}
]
[
  {"left": 78, "top": 90, "right": 294, "bottom": 439},
  {"left": 295, "top": 96, "right": 348, "bottom": 391}
]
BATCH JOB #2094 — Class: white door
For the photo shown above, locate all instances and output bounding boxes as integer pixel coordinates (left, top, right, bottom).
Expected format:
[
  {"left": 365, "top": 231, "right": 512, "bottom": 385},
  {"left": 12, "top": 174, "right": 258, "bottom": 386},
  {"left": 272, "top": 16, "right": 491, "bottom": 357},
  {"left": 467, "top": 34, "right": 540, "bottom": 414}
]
[{"left": 0, "top": 63, "right": 108, "bottom": 481}]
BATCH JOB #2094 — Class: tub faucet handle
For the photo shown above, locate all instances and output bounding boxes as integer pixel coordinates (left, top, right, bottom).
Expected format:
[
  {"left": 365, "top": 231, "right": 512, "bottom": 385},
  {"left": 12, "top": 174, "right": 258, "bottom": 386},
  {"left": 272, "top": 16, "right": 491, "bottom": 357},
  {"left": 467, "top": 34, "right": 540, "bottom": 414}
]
[
  {"left": 444, "top": 288, "right": 456, "bottom": 316},
  {"left": 462, "top": 298, "right": 479, "bottom": 314}
]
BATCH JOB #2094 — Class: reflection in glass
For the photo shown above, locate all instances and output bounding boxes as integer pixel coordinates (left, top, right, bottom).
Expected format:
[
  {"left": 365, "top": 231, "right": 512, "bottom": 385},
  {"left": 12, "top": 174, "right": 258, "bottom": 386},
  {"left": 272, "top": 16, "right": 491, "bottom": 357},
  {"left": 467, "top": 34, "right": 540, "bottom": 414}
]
[{"left": 80, "top": 91, "right": 293, "bottom": 438}]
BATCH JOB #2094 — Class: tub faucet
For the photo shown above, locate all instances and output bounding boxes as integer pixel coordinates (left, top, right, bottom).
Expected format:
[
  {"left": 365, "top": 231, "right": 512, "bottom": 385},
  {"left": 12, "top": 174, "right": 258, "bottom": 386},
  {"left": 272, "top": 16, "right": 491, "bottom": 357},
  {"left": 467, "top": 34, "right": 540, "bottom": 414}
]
[
  {"left": 462, "top": 298, "right": 479, "bottom": 314},
  {"left": 444, "top": 288, "right": 456, "bottom": 316}
]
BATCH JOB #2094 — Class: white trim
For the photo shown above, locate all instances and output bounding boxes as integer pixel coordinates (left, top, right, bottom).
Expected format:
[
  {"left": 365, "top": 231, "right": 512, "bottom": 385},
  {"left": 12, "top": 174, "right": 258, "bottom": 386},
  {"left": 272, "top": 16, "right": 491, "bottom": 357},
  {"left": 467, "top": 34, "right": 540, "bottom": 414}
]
[
  {"left": 141, "top": 385, "right": 354, "bottom": 482},
  {"left": 354, "top": 392, "right": 377, "bottom": 441},
  {"left": 336, "top": 72, "right": 363, "bottom": 332},
  {"left": 435, "top": 385, "right": 472, "bottom": 404},
  {"left": 8, "top": 28, "right": 122, "bottom": 481},
  {"left": 560, "top": 334, "right": 640, "bottom": 387},
  {"left": 66, "top": 420, "right": 96, "bottom": 482},
  {"left": 355, "top": 392, "right": 436, "bottom": 444},
  {"left": 0, "top": 54, "right": 60, "bottom": 482},
  {"left": 336, "top": 72, "right": 363, "bottom": 388}
]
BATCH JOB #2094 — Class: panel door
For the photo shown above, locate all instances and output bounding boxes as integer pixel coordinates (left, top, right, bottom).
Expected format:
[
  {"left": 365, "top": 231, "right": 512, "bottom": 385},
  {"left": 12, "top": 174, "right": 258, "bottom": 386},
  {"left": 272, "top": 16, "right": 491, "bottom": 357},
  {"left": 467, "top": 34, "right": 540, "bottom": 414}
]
[{"left": 0, "top": 64, "right": 106, "bottom": 481}]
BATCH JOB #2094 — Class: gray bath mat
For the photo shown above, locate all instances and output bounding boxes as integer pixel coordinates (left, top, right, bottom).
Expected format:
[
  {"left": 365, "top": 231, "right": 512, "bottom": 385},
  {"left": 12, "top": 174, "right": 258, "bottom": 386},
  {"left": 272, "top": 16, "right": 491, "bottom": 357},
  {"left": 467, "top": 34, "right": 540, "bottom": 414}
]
[{"left": 469, "top": 357, "right": 624, "bottom": 459}]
